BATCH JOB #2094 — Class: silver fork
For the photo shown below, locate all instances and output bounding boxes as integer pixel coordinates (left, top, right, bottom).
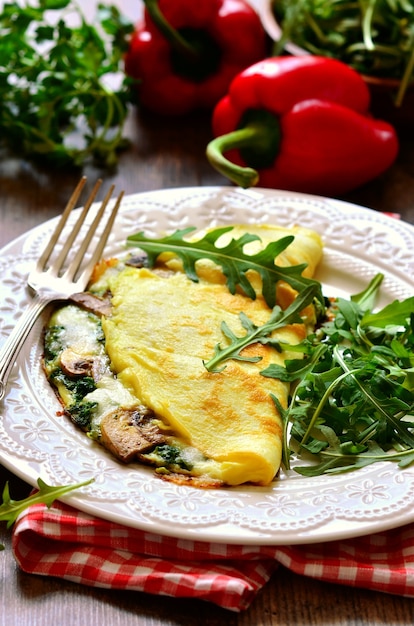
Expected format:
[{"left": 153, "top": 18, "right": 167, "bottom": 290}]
[{"left": 0, "top": 177, "right": 124, "bottom": 401}]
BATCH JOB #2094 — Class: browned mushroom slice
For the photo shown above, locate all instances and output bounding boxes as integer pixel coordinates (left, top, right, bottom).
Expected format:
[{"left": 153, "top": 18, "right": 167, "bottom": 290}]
[
  {"left": 125, "top": 257, "right": 176, "bottom": 278},
  {"left": 60, "top": 348, "right": 95, "bottom": 377},
  {"left": 69, "top": 292, "right": 112, "bottom": 317},
  {"left": 125, "top": 254, "right": 148, "bottom": 268},
  {"left": 100, "top": 407, "right": 165, "bottom": 463},
  {"left": 130, "top": 405, "right": 168, "bottom": 443}
]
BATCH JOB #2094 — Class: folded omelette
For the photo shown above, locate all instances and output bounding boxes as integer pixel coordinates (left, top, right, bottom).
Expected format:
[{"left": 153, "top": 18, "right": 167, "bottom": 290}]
[{"left": 44, "top": 223, "right": 323, "bottom": 487}]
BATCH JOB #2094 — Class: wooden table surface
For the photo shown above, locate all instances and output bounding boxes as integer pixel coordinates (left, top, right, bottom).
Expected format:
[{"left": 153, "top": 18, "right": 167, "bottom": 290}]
[{"left": 1, "top": 18, "right": 414, "bottom": 626}]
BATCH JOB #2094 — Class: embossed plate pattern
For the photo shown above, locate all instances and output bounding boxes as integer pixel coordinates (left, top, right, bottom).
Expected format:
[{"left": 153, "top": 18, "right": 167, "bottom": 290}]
[{"left": 1, "top": 186, "right": 414, "bottom": 545}]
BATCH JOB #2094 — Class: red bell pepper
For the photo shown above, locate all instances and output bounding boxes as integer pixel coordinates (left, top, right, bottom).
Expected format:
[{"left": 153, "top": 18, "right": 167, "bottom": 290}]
[
  {"left": 206, "top": 56, "right": 399, "bottom": 196},
  {"left": 124, "top": 0, "right": 267, "bottom": 116}
]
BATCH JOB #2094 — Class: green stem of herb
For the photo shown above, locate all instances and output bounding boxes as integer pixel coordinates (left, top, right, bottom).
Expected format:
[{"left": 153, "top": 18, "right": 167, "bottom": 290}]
[
  {"left": 322, "top": 447, "right": 414, "bottom": 461},
  {"left": 395, "top": 44, "right": 414, "bottom": 107},
  {"left": 335, "top": 346, "right": 414, "bottom": 447},
  {"left": 361, "top": 0, "right": 377, "bottom": 50},
  {"left": 300, "top": 368, "right": 360, "bottom": 446},
  {"left": 356, "top": 419, "right": 379, "bottom": 444},
  {"left": 305, "top": 10, "right": 330, "bottom": 45}
]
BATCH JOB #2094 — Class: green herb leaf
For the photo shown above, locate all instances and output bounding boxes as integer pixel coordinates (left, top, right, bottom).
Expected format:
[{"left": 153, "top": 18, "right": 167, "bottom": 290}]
[
  {"left": 204, "top": 284, "right": 320, "bottom": 372},
  {"left": 273, "top": 0, "right": 414, "bottom": 104},
  {"left": 351, "top": 273, "right": 384, "bottom": 309},
  {"left": 0, "top": 0, "right": 134, "bottom": 166},
  {"left": 295, "top": 430, "right": 414, "bottom": 477},
  {"left": 282, "top": 273, "right": 414, "bottom": 476},
  {"left": 127, "top": 226, "right": 323, "bottom": 309},
  {"left": 0, "top": 477, "right": 94, "bottom": 549},
  {"left": 361, "top": 297, "right": 414, "bottom": 328},
  {"left": 261, "top": 342, "right": 327, "bottom": 382}
]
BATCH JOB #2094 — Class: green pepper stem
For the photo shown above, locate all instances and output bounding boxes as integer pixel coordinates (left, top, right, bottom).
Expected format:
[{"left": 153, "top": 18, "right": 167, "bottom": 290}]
[
  {"left": 206, "top": 110, "right": 282, "bottom": 189},
  {"left": 143, "top": 0, "right": 198, "bottom": 60},
  {"left": 206, "top": 127, "right": 260, "bottom": 188}
]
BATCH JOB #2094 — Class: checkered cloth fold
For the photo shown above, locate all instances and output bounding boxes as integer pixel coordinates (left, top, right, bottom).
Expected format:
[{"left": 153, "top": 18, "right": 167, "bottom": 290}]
[{"left": 12, "top": 500, "right": 414, "bottom": 612}]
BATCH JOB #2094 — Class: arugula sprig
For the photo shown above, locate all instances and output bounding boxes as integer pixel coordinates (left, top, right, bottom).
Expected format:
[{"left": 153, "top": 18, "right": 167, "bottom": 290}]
[
  {"left": 204, "top": 284, "right": 320, "bottom": 372},
  {"left": 294, "top": 430, "right": 414, "bottom": 477},
  {"left": 0, "top": 0, "right": 134, "bottom": 167},
  {"left": 127, "top": 226, "right": 323, "bottom": 309},
  {"left": 0, "top": 477, "right": 93, "bottom": 550},
  {"left": 272, "top": 0, "right": 414, "bottom": 105},
  {"left": 263, "top": 274, "right": 414, "bottom": 475}
]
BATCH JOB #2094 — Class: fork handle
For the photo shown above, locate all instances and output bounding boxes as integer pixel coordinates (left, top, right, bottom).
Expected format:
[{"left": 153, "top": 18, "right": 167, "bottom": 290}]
[{"left": 0, "top": 293, "right": 52, "bottom": 401}]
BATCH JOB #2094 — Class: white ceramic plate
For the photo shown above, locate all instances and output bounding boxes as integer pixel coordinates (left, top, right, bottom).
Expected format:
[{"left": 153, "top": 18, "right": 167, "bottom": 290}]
[{"left": 1, "top": 186, "right": 414, "bottom": 545}]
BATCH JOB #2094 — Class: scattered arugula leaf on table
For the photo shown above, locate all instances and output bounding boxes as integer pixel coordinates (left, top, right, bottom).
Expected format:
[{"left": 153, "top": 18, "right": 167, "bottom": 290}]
[
  {"left": 0, "top": 0, "right": 134, "bottom": 167},
  {"left": 0, "top": 477, "right": 93, "bottom": 550}
]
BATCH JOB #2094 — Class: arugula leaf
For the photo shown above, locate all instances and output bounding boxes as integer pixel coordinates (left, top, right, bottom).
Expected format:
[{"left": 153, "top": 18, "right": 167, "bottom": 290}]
[
  {"left": 282, "top": 274, "right": 414, "bottom": 476},
  {"left": 261, "top": 342, "right": 327, "bottom": 382},
  {"left": 0, "top": 1, "right": 134, "bottom": 167},
  {"left": 333, "top": 346, "right": 414, "bottom": 448},
  {"left": 351, "top": 273, "right": 384, "bottom": 309},
  {"left": 204, "top": 284, "right": 320, "bottom": 372},
  {"left": 361, "top": 297, "right": 414, "bottom": 329},
  {"left": 0, "top": 477, "right": 93, "bottom": 550},
  {"left": 295, "top": 430, "right": 414, "bottom": 477},
  {"left": 127, "top": 226, "right": 323, "bottom": 309}
]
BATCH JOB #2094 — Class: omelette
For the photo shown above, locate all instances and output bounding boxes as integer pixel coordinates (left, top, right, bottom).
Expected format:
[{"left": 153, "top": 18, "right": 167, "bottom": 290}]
[{"left": 43, "top": 223, "right": 323, "bottom": 487}]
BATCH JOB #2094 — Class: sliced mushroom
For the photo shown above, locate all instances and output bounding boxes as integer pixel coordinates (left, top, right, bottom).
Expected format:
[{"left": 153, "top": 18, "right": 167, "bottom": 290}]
[
  {"left": 129, "top": 405, "right": 166, "bottom": 443},
  {"left": 69, "top": 292, "right": 112, "bottom": 317},
  {"left": 60, "top": 348, "right": 95, "bottom": 377},
  {"left": 125, "top": 254, "right": 148, "bottom": 268},
  {"left": 100, "top": 407, "right": 165, "bottom": 463}
]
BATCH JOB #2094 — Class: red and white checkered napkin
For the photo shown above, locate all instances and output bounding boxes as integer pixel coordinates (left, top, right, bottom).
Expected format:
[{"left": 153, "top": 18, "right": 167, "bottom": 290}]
[{"left": 11, "top": 500, "right": 414, "bottom": 612}]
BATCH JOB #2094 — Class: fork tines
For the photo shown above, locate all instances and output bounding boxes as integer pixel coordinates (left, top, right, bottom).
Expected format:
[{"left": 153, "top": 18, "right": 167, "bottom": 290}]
[{"left": 38, "top": 177, "right": 124, "bottom": 286}]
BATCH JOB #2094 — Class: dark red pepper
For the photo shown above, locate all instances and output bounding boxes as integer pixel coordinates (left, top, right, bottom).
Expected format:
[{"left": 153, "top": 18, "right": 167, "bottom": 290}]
[
  {"left": 124, "top": 0, "right": 267, "bottom": 116},
  {"left": 206, "top": 56, "right": 399, "bottom": 196}
]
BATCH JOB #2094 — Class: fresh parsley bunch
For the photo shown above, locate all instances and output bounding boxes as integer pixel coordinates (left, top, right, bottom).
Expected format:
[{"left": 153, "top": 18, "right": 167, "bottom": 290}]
[{"left": 0, "top": 0, "right": 134, "bottom": 167}]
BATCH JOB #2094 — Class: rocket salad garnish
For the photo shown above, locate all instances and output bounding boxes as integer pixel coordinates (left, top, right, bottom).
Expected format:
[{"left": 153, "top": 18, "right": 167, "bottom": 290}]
[
  {"left": 127, "top": 226, "right": 323, "bottom": 309},
  {"left": 263, "top": 274, "right": 414, "bottom": 475},
  {"left": 272, "top": 0, "right": 414, "bottom": 106},
  {"left": 203, "top": 284, "right": 320, "bottom": 373}
]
